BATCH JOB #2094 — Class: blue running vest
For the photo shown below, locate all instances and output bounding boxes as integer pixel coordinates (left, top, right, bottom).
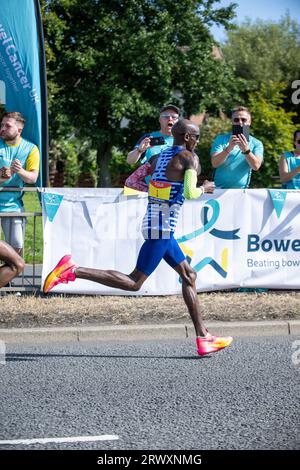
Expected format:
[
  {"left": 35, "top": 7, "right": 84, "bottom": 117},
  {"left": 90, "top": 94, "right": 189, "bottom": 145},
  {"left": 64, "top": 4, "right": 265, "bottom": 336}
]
[{"left": 142, "top": 146, "right": 185, "bottom": 239}]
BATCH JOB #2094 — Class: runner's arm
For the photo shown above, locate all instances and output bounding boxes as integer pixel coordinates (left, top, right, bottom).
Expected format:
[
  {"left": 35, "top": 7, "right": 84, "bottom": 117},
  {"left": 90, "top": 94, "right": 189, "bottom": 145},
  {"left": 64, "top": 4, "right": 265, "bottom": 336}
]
[
  {"left": 180, "top": 152, "right": 203, "bottom": 199},
  {"left": 181, "top": 151, "right": 214, "bottom": 199}
]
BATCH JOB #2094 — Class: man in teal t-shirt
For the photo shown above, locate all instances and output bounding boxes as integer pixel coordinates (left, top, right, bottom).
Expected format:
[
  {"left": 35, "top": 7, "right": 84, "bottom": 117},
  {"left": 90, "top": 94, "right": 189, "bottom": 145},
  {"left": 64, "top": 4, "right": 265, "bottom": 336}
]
[
  {"left": 127, "top": 104, "right": 180, "bottom": 164},
  {"left": 211, "top": 106, "right": 263, "bottom": 188},
  {"left": 0, "top": 112, "right": 40, "bottom": 253}
]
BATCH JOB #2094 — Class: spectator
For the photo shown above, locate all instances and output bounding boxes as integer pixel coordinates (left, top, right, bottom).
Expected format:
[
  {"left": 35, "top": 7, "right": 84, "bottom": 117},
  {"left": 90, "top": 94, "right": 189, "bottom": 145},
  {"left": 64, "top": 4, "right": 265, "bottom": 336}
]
[
  {"left": 0, "top": 240, "right": 25, "bottom": 288},
  {"left": 0, "top": 111, "right": 40, "bottom": 254},
  {"left": 211, "top": 106, "right": 263, "bottom": 188},
  {"left": 126, "top": 104, "right": 180, "bottom": 167},
  {"left": 279, "top": 130, "right": 300, "bottom": 189}
]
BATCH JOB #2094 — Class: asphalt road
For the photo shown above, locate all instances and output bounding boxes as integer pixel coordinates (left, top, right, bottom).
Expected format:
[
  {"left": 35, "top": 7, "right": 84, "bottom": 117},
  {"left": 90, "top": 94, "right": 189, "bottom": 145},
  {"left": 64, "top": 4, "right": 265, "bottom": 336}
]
[{"left": 0, "top": 336, "right": 299, "bottom": 451}]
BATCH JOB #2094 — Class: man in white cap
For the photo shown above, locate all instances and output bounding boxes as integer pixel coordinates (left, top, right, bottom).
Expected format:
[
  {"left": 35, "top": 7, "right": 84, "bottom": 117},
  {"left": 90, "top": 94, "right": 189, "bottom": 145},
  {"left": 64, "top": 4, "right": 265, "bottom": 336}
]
[{"left": 127, "top": 104, "right": 180, "bottom": 166}]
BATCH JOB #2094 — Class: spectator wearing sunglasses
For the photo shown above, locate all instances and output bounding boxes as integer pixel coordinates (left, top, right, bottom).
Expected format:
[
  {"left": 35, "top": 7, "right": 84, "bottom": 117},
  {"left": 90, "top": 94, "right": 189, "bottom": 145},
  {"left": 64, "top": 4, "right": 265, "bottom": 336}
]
[
  {"left": 126, "top": 105, "right": 180, "bottom": 168},
  {"left": 210, "top": 106, "right": 263, "bottom": 188},
  {"left": 279, "top": 130, "right": 300, "bottom": 189}
]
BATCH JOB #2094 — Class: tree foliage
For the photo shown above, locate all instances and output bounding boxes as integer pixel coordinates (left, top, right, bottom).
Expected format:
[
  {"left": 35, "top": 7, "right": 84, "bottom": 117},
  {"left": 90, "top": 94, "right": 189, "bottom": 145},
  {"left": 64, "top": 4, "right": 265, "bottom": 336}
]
[
  {"left": 41, "top": 0, "right": 238, "bottom": 186},
  {"left": 42, "top": 2, "right": 298, "bottom": 190},
  {"left": 248, "top": 83, "right": 297, "bottom": 188},
  {"left": 222, "top": 15, "right": 300, "bottom": 115},
  {"left": 196, "top": 114, "right": 231, "bottom": 178}
]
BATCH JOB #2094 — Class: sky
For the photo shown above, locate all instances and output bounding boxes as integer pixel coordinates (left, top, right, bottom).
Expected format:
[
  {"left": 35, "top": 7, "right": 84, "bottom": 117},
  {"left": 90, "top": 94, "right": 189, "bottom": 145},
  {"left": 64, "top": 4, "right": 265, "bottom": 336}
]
[{"left": 210, "top": 0, "right": 300, "bottom": 42}]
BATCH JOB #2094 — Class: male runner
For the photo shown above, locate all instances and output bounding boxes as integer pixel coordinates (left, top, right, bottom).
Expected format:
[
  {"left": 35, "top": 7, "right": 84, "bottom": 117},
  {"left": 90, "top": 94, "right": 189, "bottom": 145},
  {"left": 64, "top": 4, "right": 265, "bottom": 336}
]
[{"left": 43, "top": 119, "right": 232, "bottom": 356}]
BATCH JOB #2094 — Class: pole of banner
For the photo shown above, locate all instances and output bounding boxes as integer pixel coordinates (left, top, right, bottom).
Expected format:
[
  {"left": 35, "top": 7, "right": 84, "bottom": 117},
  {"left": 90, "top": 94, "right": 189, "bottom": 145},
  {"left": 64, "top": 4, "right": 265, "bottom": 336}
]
[{"left": 34, "top": 0, "right": 49, "bottom": 187}]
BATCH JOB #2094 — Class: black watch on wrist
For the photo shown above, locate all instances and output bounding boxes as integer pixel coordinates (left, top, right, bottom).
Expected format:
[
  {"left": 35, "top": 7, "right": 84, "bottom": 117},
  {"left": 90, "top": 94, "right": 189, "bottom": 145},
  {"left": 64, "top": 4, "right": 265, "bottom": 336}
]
[{"left": 242, "top": 149, "right": 251, "bottom": 155}]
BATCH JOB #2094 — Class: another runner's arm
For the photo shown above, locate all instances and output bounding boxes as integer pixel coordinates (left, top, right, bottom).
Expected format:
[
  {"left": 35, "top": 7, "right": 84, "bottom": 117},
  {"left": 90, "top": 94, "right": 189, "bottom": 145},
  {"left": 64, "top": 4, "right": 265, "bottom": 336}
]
[
  {"left": 124, "top": 155, "right": 158, "bottom": 192},
  {"left": 125, "top": 163, "right": 152, "bottom": 192}
]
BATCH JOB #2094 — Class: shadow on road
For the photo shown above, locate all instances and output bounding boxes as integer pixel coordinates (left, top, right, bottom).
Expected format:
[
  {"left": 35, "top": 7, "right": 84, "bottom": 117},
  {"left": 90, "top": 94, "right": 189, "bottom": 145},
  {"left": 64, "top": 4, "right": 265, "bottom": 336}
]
[{"left": 5, "top": 352, "right": 211, "bottom": 361}]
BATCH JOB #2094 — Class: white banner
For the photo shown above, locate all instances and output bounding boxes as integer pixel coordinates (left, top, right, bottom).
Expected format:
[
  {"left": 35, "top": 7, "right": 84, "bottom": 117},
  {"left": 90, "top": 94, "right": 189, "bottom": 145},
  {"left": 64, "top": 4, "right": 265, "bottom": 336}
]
[{"left": 41, "top": 188, "right": 300, "bottom": 295}]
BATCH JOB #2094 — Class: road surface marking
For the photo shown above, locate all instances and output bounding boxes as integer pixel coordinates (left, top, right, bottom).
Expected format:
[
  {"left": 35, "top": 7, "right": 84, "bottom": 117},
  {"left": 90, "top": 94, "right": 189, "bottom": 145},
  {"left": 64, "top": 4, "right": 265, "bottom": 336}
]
[{"left": 0, "top": 434, "right": 119, "bottom": 445}]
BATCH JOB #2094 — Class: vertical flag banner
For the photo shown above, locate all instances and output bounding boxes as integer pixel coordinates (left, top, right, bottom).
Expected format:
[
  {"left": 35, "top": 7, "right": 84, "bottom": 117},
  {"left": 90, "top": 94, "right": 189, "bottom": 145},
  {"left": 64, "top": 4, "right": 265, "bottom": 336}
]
[{"left": 0, "top": 0, "right": 48, "bottom": 186}]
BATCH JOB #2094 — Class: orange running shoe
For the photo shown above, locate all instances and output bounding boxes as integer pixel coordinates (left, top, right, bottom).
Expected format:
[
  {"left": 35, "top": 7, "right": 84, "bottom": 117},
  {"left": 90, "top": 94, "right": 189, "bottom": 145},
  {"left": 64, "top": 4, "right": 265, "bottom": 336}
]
[
  {"left": 43, "top": 255, "right": 77, "bottom": 293},
  {"left": 196, "top": 333, "right": 233, "bottom": 356}
]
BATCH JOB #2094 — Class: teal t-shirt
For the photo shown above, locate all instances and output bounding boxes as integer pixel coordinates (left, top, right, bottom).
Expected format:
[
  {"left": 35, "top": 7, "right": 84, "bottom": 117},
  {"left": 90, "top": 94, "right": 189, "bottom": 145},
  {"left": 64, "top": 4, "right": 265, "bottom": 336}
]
[
  {"left": 0, "top": 137, "right": 37, "bottom": 212},
  {"left": 281, "top": 151, "right": 300, "bottom": 189},
  {"left": 211, "top": 133, "right": 264, "bottom": 188}
]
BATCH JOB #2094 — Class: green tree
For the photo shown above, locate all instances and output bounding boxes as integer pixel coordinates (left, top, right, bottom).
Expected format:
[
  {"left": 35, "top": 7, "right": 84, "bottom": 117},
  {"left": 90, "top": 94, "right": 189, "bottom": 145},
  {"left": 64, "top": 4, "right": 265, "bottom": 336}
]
[
  {"left": 248, "top": 83, "right": 297, "bottom": 188},
  {"left": 222, "top": 15, "right": 300, "bottom": 115},
  {"left": 196, "top": 114, "right": 231, "bottom": 178},
  {"left": 41, "top": 0, "right": 238, "bottom": 186},
  {"left": 48, "top": 134, "right": 97, "bottom": 186}
]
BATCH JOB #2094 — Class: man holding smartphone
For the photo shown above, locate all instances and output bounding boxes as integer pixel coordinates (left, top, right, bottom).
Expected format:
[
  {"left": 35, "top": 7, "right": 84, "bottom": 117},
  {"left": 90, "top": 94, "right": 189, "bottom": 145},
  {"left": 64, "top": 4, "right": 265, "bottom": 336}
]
[
  {"left": 211, "top": 106, "right": 263, "bottom": 188},
  {"left": 126, "top": 104, "right": 180, "bottom": 167}
]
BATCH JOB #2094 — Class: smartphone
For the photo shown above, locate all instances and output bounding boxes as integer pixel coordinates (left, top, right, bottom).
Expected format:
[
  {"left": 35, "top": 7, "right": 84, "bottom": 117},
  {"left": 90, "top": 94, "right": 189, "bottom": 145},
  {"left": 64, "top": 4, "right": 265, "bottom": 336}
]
[
  {"left": 149, "top": 136, "right": 165, "bottom": 146},
  {"left": 232, "top": 124, "right": 250, "bottom": 142}
]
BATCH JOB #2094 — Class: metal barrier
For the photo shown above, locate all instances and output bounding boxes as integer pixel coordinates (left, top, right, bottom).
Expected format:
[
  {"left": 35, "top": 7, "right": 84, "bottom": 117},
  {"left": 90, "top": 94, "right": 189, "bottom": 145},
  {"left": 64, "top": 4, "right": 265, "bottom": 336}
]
[{"left": 0, "top": 187, "right": 42, "bottom": 293}]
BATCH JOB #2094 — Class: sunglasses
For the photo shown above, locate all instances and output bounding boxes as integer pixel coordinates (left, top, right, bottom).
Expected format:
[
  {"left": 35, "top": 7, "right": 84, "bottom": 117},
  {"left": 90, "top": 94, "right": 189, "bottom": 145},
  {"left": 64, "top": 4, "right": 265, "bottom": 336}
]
[
  {"left": 179, "top": 132, "right": 200, "bottom": 140},
  {"left": 160, "top": 114, "right": 179, "bottom": 119},
  {"left": 233, "top": 117, "right": 248, "bottom": 123},
  {"left": 295, "top": 139, "right": 300, "bottom": 144}
]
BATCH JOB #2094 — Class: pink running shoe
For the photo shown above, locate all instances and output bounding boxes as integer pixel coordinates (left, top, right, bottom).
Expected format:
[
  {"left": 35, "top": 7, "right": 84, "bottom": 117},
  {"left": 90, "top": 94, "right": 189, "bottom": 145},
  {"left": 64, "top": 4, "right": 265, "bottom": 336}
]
[
  {"left": 205, "top": 331, "right": 233, "bottom": 345},
  {"left": 43, "top": 255, "right": 77, "bottom": 293},
  {"left": 196, "top": 333, "right": 233, "bottom": 356}
]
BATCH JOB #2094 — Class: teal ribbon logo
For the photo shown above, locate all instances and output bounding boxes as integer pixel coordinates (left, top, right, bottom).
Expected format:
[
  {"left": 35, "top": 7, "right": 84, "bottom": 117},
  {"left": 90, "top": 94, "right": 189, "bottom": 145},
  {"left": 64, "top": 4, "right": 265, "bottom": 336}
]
[
  {"left": 176, "top": 199, "right": 240, "bottom": 282},
  {"left": 177, "top": 200, "right": 240, "bottom": 243}
]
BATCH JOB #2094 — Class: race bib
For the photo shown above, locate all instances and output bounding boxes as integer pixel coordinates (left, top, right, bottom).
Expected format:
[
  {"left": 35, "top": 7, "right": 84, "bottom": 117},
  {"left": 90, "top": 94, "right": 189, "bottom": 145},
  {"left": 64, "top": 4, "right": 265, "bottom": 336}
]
[{"left": 149, "top": 180, "right": 171, "bottom": 201}]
